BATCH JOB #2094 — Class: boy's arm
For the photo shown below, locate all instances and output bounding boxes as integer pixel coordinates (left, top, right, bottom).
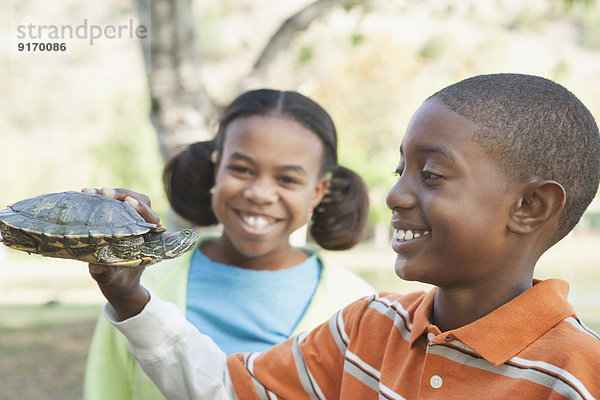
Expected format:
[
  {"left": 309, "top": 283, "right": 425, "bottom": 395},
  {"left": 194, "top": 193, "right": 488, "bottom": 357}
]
[
  {"left": 105, "top": 287, "right": 237, "bottom": 400},
  {"left": 105, "top": 281, "right": 368, "bottom": 399}
]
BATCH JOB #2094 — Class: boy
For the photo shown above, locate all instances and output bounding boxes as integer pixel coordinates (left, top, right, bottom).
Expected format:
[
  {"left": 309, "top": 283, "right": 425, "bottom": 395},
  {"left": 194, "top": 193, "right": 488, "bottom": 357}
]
[{"left": 91, "top": 73, "right": 600, "bottom": 399}]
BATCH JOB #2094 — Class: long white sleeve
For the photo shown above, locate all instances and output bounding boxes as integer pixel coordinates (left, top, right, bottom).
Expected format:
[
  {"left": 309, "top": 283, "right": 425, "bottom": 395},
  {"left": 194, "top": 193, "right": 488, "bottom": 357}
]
[{"left": 104, "top": 289, "right": 237, "bottom": 400}]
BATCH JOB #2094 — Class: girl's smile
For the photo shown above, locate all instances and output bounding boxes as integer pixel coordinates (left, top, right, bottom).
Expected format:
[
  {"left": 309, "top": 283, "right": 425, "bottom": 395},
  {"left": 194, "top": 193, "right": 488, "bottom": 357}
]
[
  {"left": 209, "top": 114, "right": 328, "bottom": 269},
  {"left": 234, "top": 209, "right": 281, "bottom": 236}
]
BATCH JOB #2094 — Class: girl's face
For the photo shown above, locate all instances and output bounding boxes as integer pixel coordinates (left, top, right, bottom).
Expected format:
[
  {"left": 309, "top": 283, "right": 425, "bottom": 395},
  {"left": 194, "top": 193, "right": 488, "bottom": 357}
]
[{"left": 211, "top": 115, "right": 328, "bottom": 265}]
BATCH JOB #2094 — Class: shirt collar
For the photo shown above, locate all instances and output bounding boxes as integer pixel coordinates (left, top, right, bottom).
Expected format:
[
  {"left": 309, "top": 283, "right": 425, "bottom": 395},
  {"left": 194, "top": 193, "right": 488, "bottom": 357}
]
[{"left": 409, "top": 279, "right": 575, "bottom": 366}]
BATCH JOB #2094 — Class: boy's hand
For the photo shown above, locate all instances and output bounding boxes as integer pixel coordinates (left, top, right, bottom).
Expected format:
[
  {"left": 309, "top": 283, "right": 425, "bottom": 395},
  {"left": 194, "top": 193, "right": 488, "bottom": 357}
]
[
  {"left": 81, "top": 187, "right": 160, "bottom": 225},
  {"left": 89, "top": 264, "right": 149, "bottom": 321},
  {"left": 82, "top": 187, "right": 158, "bottom": 321}
]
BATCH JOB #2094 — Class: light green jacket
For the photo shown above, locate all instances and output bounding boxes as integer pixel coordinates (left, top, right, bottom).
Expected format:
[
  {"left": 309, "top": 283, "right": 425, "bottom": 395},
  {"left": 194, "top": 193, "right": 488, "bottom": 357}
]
[{"left": 84, "top": 242, "right": 375, "bottom": 400}]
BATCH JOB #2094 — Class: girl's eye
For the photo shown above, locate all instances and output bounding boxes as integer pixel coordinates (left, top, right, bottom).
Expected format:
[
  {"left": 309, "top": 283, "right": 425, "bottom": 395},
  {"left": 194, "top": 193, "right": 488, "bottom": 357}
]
[
  {"left": 228, "top": 165, "right": 252, "bottom": 175},
  {"left": 279, "top": 175, "right": 301, "bottom": 185}
]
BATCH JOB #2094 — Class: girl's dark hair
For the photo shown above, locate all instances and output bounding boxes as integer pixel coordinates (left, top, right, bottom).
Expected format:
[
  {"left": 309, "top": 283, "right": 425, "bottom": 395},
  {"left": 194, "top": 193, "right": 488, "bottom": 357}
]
[
  {"left": 163, "top": 89, "right": 369, "bottom": 250},
  {"left": 163, "top": 140, "right": 218, "bottom": 226}
]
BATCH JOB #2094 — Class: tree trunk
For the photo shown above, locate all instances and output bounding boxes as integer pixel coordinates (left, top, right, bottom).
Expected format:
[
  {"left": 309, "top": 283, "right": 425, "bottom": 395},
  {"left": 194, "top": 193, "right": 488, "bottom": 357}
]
[
  {"left": 136, "top": 0, "right": 366, "bottom": 161},
  {"left": 136, "top": 0, "right": 218, "bottom": 161},
  {"left": 135, "top": 0, "right": 369, "bottom": 231}
]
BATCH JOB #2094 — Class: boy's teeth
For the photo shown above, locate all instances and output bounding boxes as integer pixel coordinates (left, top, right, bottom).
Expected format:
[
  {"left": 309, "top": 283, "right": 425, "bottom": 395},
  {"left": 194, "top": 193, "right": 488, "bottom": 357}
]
[{"left": 394, "top": 229, "right": 430, "bottom": 242}]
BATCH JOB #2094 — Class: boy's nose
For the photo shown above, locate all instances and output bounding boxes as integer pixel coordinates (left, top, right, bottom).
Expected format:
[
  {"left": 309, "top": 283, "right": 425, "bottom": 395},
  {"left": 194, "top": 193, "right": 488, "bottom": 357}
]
[
  {"left": 386, "top": 179, "right": 417, "bottom": 210},
  {"left": 243, "top": 179, "right": 279, "bottom": 204}
]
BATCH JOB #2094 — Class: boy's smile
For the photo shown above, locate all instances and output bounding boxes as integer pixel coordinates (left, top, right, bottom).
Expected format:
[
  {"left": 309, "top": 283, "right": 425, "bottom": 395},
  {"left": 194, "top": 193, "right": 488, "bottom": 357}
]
[{"left": 386, "top": 99, "right": 522, "bottom": 290}]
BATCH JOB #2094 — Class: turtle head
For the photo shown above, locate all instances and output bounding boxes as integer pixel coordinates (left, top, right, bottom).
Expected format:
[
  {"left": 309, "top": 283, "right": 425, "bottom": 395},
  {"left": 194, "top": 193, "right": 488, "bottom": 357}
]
[
  {"left": 142, "top": 228, "right": 198, "bottom": 261},
  {"left": 161, "top": 229, "right": 199, "bottom": 259}
]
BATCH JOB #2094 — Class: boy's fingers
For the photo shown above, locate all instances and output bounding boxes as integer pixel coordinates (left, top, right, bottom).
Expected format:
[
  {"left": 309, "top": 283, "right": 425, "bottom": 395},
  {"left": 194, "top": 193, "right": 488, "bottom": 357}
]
[
  {"left": 124, "top": 196, "right": 160, "bottom": 224},
  {"left": 99, "top": 187, "right": 118, "bottom": 199},
  {"left": 89, "top": 263, "right": 113, "bottom": 283},
  {"left": 89, "top": 263, "right": 107, "bottom": 274},
  {"left": 80, "top": 187, "right": 158, "bottom": 224},
  {"left": 106, "top": 188, "right": 151, "bottom": 207},
  {"left": 84, "top": 187, "right": 151, "bottom": 207}
]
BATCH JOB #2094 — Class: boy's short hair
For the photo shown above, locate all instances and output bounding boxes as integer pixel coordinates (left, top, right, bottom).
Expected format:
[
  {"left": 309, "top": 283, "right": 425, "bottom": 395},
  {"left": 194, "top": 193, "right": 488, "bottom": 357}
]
[{"left": 429, "top": 73, "right": 600, "bottom": 241}]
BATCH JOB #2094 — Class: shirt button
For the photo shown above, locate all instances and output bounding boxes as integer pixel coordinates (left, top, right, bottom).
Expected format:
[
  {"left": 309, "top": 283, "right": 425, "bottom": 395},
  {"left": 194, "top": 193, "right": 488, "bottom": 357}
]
[
  {"left": 430, "top": 375, "right": 443, "bottom": 389},
  {"left": 427, "top": 332, "right": 436, "bottom": 341}
]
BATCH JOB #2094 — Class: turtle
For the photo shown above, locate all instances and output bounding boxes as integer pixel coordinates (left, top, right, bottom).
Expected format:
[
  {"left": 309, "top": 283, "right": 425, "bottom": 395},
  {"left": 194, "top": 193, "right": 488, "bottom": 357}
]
[{"left": 0, "top": 191, "right": 198, "bottom": 267}]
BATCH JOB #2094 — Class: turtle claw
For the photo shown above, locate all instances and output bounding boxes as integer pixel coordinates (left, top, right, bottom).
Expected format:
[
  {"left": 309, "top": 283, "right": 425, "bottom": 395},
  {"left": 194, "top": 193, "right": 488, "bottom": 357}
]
[{"left": 109, "top": 259, "right": 143, "bottom": 268}]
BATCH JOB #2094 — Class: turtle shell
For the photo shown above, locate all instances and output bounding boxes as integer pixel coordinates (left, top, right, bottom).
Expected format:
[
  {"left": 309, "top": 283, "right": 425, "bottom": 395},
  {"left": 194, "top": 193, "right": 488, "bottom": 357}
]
[{"left": 0, "top": 191, "right": 160, "bottom": 243}]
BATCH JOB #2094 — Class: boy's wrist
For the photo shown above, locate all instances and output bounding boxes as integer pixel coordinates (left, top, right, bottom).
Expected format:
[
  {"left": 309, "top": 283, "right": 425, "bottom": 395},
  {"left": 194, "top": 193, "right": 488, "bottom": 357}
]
[{"left": 107, "top": 285, "right": 150, "bottom": 321}]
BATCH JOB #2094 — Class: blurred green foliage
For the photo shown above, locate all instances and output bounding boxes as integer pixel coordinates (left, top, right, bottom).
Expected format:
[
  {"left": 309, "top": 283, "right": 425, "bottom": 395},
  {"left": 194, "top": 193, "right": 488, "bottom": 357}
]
[
  {"left": 418, "top": 37, "right": 445, "bottom": 60},
  {"left": 2, "top": 0, "right": 600, "bottom": 237},
  {"left": 297, "top": 46, "right": 314, "bottom": 65}
]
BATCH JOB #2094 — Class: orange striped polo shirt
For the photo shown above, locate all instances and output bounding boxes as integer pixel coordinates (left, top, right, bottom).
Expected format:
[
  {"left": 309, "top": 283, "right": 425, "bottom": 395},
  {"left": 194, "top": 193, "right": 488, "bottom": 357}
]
[{"left": 228, "top": 279, "right": 600, "bottom": 399}]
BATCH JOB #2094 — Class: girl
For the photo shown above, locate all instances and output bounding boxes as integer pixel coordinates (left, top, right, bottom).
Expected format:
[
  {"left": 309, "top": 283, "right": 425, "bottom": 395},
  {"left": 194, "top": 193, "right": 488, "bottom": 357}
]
[{"left": 84, "top": 89, "right": 374, "bottom": 400}]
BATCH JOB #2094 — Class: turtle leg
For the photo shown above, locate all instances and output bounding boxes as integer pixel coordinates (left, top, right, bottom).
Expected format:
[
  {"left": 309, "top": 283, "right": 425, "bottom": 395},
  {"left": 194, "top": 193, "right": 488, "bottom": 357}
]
[
  {"left": 107, "top": 256, "right": 157, "bottom": 268},
  {"left": 5, "top": 243, "right": 39, "bottom": 253},
  {"left": 95, "top": 242, "right": 147, "bottom": 268},
  {"left": 0, "top": 227, "right": 40, "bottom": 254},
  {"left": 109, "top": 259, "right": 144, "bottom": 268},
  {"left": 95, "top": 245, "right": 130, "bottom": 266}
]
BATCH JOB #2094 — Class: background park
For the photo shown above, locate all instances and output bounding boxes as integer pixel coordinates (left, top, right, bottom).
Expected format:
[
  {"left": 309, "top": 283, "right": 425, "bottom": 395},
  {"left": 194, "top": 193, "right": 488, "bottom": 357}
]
[{"left": 1, "top": 0, "right": 599, "bottom": 398}]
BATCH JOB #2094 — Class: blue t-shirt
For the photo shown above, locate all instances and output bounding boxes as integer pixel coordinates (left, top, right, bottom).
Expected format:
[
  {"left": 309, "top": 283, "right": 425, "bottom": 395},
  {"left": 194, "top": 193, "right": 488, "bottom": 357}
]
[{"left": 185, "top": 249, "right": 321, "bottom": 354}]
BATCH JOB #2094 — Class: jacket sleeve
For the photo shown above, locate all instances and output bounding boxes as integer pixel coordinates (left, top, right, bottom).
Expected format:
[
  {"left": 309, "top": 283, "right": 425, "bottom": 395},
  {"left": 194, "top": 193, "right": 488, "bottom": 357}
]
[
  {"left": 84, "top": 253, "right": 192, "bottom": 400},
  {"left": 84, "top": 313, "right": 135, "bottom": 400},
  {"left": 105, "top": 288, "right": 236, "bottom": 400}
]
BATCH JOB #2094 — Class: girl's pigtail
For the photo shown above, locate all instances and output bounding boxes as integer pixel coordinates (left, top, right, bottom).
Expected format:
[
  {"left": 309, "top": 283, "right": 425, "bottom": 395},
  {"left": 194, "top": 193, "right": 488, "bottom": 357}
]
[
  {"left": 309, "top": 165, "right": 369, "bottom": 250},
  {"left": 162, "top": 140, "right": 219, "bottom": 226}
]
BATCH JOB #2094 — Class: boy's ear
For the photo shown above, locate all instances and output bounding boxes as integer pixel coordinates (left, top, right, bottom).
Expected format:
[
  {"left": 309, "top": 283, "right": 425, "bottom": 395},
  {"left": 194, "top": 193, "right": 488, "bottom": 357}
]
[{"left": 508, "top": 180, "right": 566, "bottom": 235}]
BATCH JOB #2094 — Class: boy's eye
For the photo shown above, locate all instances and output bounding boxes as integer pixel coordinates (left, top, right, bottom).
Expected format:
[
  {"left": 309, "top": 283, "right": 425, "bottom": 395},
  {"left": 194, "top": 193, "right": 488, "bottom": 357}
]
[
  {"left": 420, "top": 171, "right": 442, "bottom": 181},
  {"left": 393, "top": 164, "right": 404, "bottom": 177}
]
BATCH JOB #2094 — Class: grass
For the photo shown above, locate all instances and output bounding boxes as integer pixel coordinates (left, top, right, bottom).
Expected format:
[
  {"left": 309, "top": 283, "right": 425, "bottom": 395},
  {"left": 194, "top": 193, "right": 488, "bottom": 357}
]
[{"left": 0, "top": 303, "right": 101, "bottom": 400}]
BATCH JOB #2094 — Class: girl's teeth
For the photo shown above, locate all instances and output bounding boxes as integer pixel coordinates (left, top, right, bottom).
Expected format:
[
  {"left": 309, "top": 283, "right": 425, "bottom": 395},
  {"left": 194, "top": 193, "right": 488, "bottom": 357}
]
[
  {"left": 243, "top": 215, "right": 270, "bottom": 229},
  {"left": 405, "top": 230, "right": 414, "bottom": 240}
]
